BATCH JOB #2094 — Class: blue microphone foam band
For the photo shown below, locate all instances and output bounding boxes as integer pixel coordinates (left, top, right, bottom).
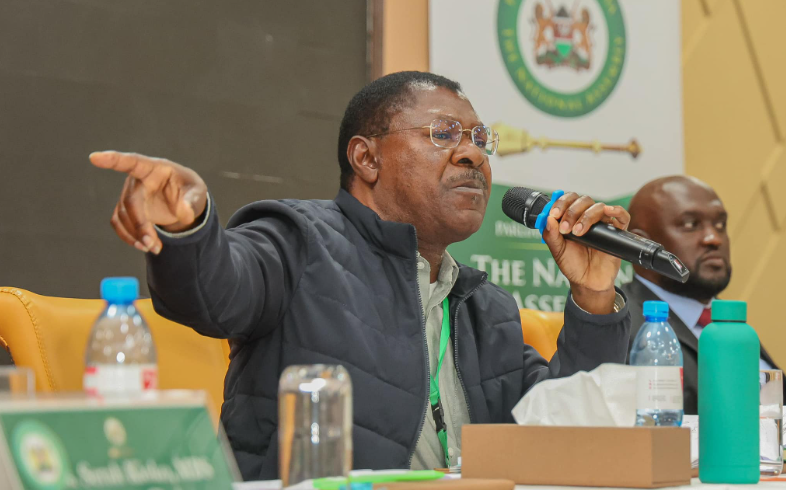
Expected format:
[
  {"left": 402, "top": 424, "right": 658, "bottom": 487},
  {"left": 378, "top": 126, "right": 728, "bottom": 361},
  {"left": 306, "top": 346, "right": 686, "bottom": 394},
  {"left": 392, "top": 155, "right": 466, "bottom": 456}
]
[{"left": 534, "top": 190, "right": 564, "bottom": 244}]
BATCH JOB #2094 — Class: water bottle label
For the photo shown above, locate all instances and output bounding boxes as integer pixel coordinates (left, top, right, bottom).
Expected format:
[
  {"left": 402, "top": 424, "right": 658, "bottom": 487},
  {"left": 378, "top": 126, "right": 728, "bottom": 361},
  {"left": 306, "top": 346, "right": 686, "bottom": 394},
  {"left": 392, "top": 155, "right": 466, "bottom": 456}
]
[
  {"left": 636, "top": 366, "right": 683, "bottom": 410},
  {"left": 84, "top": 364, "right": 158, "bottom": 395}
]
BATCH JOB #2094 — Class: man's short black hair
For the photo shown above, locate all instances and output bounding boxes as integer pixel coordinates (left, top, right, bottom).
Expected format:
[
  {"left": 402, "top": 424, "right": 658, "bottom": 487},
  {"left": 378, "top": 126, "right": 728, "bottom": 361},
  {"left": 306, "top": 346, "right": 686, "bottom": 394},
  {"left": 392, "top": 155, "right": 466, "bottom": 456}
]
[{"left": 337, "top": 71, "right": 464, "bottom": 190}]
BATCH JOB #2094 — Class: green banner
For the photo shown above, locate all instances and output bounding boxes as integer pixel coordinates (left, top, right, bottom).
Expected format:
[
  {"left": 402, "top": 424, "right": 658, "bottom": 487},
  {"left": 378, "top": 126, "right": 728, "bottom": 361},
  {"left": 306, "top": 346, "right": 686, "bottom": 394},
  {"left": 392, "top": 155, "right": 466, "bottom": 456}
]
[
  {"left": 0, "top": 402, "right": 236, "bottom": 490},
  {"left": 449, "top": 183, "right": 632, "bottom": 312}
]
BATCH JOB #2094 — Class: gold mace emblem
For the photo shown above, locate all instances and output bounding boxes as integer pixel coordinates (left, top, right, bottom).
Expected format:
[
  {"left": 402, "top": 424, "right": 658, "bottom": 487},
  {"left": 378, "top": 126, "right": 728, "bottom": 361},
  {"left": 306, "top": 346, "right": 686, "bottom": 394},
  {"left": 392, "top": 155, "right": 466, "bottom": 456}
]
[{"left": 492, "top": 122, "right": 641, "bottom": 159}]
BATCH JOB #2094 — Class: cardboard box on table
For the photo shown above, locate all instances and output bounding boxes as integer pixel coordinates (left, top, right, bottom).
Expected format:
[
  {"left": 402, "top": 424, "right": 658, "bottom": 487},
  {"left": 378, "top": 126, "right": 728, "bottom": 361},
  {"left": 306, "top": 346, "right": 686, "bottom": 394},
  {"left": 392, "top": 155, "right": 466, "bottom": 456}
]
[{"left": 462, "top": 425, "right": 691, "bottom": 488}]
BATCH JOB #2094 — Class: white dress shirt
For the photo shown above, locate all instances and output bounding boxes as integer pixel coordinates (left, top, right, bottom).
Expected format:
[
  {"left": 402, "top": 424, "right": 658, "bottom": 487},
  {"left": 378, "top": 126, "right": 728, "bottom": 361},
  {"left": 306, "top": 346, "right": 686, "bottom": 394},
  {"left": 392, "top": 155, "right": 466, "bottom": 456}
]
[{"left": 635, "top": 275, "right": 773, "bottom": 371}]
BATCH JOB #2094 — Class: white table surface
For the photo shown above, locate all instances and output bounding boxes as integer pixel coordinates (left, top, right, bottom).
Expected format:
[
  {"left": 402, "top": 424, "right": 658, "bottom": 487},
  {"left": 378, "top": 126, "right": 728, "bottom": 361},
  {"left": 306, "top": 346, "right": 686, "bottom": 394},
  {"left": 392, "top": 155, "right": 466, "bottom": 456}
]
[
  {"left": 233, "top": 477, "right": 786, "bottom": 490},
  {"left": 510, "top": 480, "right": 786, "bottom": 490}
]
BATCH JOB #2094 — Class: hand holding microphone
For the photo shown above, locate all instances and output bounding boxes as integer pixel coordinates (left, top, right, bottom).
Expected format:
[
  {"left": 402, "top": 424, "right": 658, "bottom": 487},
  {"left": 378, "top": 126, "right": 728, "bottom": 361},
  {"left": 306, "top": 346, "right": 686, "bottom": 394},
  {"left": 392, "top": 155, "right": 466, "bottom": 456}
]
[
  {"left": 502, "top": 187, "right": 689, "bottom": 313},
  {"left": 501, "top": 189, "right": 633, "bottom": 313}
]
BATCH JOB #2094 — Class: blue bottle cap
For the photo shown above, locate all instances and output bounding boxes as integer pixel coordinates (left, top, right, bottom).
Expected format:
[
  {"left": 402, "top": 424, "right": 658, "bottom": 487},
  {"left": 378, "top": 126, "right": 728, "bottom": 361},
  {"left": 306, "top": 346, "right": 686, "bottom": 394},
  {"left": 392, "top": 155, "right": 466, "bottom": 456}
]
[
  {"left": 643, "top": 300, "right": 669, "bottom": 321},
  {"left": 100, "top": 277, "right": 139, "bottom": 304}
]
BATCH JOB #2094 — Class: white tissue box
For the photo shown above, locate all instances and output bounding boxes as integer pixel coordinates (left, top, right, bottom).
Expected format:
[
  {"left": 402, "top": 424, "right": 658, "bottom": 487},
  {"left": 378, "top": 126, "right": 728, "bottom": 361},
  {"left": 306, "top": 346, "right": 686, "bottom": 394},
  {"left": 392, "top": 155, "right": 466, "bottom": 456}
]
[{"left": 462, "top": 425, "right": 691, "bottom": 488}]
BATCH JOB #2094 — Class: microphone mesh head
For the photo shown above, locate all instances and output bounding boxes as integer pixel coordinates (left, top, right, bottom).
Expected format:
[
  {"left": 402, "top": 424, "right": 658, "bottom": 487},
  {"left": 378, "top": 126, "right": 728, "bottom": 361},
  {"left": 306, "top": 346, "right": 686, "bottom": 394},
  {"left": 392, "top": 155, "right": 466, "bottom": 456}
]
[
  {"left": 501, "top": 187, "right": 532, "bottom": 221},
  {"left": 502, "top": 187, "right": 548, "bottom": 228}
]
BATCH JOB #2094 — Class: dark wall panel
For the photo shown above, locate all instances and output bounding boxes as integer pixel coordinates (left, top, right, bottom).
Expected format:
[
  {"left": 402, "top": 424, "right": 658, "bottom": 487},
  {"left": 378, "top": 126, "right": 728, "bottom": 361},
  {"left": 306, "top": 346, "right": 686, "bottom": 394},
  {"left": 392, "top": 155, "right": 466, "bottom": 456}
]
[{"left": 0, "top": 0, "right": 368, "bottom": 298}]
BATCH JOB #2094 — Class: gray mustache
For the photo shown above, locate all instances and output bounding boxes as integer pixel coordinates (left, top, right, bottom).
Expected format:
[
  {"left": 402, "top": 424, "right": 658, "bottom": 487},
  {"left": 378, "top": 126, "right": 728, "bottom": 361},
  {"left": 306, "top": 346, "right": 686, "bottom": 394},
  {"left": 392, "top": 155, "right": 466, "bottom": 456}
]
[{"left": 447, "top": 170, "right": 488, "bottom": 190}]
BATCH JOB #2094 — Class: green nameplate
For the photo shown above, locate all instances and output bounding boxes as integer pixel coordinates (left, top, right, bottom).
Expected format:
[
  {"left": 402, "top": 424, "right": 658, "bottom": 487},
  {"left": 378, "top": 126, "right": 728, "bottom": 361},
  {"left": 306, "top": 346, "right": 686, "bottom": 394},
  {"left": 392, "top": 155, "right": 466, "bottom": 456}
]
[{"left": 0, "top": 394, "right": 238, "bottom": 490}]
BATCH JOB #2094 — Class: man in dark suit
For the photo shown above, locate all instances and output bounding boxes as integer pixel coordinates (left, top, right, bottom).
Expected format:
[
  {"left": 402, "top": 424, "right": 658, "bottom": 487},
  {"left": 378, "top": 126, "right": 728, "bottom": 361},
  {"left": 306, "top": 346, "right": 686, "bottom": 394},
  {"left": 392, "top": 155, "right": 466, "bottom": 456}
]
[{"left": 623, "top": 175, "right": 780, "bottom": 415}]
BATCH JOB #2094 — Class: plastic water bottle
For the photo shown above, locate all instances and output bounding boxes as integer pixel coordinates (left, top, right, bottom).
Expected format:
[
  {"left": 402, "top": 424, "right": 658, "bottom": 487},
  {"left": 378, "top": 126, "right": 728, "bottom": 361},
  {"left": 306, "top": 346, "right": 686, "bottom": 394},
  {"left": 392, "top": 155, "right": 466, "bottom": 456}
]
[
  {"left": 83, "top": 277, "right": 158, "bottom": 395},
  {"left": 630, "top": 300, "right": 683, "bottom": 426}
]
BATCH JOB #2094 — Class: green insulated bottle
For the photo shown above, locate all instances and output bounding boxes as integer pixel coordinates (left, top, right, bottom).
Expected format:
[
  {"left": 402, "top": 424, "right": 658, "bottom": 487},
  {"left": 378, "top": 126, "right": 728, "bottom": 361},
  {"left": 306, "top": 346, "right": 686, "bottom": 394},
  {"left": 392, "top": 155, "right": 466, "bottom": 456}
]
[{"left": 698, "top": 300, "right": 760, "bottom": 483}]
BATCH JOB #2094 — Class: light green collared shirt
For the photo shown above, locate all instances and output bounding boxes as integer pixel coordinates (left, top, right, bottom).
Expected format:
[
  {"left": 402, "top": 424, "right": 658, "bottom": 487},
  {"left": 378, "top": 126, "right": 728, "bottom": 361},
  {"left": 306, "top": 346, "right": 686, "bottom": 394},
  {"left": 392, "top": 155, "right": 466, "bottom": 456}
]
[{"left": 410, "top": 251, "right": 471, "bottom": 470}]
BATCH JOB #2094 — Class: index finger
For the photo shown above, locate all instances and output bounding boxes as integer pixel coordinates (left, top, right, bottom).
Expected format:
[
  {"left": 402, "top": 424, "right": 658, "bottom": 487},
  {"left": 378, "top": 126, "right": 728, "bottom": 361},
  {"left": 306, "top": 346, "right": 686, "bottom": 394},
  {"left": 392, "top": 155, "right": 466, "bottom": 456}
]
[
  {"left": 89, "top": 151, "right": 162, "bottom": 181},
  {"left": 548, "top": 192, "right": 580, "bottom": 219},
  {"left": 604, "top": 205, "right": 630, "bottom": 230}
]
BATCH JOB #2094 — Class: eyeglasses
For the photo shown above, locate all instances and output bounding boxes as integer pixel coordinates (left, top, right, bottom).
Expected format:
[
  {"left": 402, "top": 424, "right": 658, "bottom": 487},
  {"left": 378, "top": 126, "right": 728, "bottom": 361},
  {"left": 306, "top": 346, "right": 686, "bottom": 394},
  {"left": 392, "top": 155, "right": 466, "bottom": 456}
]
[{"left": 367, "top": 118, "right": 500, "bottom": 156}]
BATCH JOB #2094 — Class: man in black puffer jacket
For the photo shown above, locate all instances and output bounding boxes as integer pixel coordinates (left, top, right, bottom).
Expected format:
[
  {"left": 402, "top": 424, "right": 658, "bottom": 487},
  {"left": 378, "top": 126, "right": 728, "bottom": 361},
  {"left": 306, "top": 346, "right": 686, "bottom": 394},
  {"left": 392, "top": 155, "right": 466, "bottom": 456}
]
[{"left": 91, "top": 71, "right": 631, "bottom": 481}]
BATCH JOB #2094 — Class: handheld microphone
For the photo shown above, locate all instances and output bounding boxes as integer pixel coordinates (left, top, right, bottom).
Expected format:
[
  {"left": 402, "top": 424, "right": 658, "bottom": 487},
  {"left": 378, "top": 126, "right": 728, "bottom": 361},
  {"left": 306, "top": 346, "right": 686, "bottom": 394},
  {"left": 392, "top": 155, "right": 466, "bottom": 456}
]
[{"left": 501, "top": 187, "right": 690, "bottom": 283}]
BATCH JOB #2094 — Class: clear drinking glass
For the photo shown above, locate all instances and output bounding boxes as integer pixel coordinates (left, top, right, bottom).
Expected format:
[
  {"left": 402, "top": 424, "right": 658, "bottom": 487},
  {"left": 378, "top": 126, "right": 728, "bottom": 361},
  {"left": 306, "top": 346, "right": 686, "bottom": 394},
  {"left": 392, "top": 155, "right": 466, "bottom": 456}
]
[
  {"left": 278, "top": 365, "right": 352, "bottom": 487},
  {"left": 0, "top": 366, "right": 34, "bottom": 398},
  {"left": 760, "top": 369, "right": 783, "bottom": 477}
]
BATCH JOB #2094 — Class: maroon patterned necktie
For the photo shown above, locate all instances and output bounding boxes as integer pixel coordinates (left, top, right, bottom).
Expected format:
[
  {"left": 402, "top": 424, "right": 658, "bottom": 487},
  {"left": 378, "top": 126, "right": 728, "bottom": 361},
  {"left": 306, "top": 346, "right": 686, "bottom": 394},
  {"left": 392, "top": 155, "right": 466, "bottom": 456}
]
[{"left": 697, "top": 307, "right": 712, "bottom": 328}]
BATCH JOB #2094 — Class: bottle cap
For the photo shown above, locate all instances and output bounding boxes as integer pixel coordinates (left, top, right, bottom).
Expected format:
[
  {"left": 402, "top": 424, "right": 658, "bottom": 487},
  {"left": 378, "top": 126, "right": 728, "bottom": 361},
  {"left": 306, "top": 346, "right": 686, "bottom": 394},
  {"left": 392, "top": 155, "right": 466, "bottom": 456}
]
[
  {"left": 100, "top": 277, "right": 139, "bottom": 304},
  {"left": 642, "top": 300, "right": 669, "bottom": 321},
  {"left": 711, "top": 300, "right": 746, "bottom": 322}
]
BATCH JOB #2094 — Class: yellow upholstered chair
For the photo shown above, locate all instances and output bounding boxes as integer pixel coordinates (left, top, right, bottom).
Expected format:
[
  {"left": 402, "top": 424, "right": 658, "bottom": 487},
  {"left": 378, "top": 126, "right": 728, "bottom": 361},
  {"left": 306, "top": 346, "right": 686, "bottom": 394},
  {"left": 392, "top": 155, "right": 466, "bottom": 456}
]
[
  {"left": 519, "top": 309, "right": 564, "bottom": 361},
  {"left": 0, "top": 288, "right": 230, "bottom": 417},
  {"left": 0, "top": 286, "right": 562, "bottom": 416}
]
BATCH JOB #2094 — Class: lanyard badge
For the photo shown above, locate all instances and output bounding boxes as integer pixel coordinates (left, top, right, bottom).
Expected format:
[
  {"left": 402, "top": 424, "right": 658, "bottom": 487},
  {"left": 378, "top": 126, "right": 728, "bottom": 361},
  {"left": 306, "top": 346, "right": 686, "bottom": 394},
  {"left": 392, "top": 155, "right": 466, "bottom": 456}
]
[{"left": 429, "top": 298, "right": 452, "bottom": 467}]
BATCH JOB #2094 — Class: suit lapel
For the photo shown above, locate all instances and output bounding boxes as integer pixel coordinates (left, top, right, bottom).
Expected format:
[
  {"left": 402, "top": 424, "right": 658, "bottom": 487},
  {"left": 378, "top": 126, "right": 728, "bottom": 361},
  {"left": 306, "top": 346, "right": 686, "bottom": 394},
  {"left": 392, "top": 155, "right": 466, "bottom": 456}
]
[
  {"left": 630, "top": 278, "right": 699, "bottom": 355},
  {"left": 761, "top": 345, "right": 780, "bottom": 371}
]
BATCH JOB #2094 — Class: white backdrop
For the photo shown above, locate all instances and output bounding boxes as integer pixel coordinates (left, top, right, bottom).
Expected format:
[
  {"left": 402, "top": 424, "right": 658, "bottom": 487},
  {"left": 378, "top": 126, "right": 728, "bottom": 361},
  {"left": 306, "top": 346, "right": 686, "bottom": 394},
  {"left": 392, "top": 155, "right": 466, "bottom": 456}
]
[
  {"left": 433, "top": 0, "right": 684, "bottom": 310},
  {"left": 430, "top": 0, "right": 683, "bottom": 199}
]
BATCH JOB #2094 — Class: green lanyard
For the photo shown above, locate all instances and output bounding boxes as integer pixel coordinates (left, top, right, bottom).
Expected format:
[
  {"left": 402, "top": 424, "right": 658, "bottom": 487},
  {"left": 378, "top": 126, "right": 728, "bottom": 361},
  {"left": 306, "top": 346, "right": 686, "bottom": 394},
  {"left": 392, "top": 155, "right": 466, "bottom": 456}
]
[{"left": 429, "top": 297, "right": 452, "bottom": 468}]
